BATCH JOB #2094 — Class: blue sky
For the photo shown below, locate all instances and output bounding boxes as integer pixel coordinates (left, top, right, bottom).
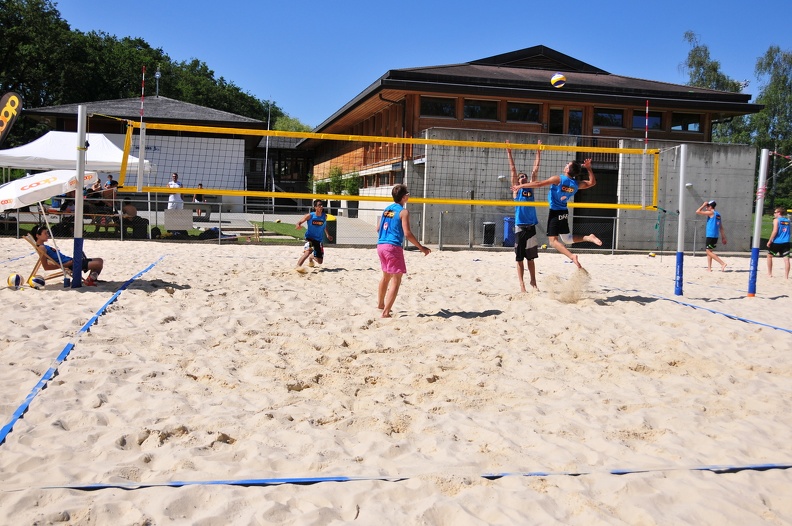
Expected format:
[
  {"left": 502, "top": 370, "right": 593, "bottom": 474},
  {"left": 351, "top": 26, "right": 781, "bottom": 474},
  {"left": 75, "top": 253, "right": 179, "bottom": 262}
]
[{"left": 56, "top": 0, "right": 790, "bottom": 128}]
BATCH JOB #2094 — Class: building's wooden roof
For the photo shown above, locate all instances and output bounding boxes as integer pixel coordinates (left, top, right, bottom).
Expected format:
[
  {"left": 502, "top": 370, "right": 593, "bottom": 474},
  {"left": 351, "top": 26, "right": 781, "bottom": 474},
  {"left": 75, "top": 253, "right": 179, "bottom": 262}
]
[{"left": 315, "top": 45, "right": 762, "bottom": 132}]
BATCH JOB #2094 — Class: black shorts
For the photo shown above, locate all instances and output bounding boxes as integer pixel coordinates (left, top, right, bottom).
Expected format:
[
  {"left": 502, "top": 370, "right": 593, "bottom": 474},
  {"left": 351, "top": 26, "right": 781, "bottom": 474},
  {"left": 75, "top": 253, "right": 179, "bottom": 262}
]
[
  {"left": 546, "top": 209, "right": 570, "bottom": 237},
  {"left": 305, "top": 238, "right": 324, "bottom": 259},
  {"left": 768, "top": 242, "right": 790, "bottom": 258},
  {"left": 706, "top": 237, "right": 719, "bottom": 250},
  {"left": 515, "top": 225, "right": 538, "bottom": 262}
]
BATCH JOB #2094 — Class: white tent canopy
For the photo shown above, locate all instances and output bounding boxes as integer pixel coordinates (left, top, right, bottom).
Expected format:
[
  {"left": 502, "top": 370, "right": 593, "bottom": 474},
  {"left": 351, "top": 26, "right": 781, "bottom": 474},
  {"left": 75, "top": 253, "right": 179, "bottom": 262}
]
[{"left": 0, "top": 131, "right": 152, "bottom": 173}]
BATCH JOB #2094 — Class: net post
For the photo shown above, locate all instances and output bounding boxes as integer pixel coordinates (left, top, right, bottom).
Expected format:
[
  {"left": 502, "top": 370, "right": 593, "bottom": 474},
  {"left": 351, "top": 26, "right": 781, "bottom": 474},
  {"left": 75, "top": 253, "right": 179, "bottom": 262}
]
[
  {"left": 748, "top": 149, "right": 770, "bottom": 297},
  {"left": 674, "top": 145, "right": 688, "bottom": 296}
]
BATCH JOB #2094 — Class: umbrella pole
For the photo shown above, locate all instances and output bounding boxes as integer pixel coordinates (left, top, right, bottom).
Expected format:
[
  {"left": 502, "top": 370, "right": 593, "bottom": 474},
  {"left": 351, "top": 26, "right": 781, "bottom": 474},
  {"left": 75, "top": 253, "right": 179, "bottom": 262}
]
[{"left": 37, "top": 202, "right": 69, "bottom": 286}]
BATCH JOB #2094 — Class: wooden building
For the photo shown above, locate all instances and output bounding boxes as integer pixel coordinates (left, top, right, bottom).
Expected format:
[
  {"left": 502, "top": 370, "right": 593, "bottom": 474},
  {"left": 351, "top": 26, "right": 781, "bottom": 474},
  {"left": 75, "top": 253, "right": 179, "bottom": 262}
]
[{"left": 305, "top": 45, "right": 762, "bottom": 188}]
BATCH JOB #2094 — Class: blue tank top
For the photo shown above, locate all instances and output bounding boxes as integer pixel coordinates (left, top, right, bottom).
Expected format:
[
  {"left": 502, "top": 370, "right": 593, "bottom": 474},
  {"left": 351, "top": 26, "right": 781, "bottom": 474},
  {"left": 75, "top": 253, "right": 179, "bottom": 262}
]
[
  {"left": 44, "top": 245, "right": 72, "bottom": 264},
  {"left": 548, "top": 174, "right": 578, "bottom": 210},
  {"left": 378, "top": 203, "right": 404, "bottom": 246},
  {"left": 776, "top": 216, "right": 790, "bottom": 244},
  {"left": 706, "top": 211, "right": 721, "bottom": 238},
  {"left": 515, "top": 188, "right": 538, "bottom": 226},
  {"left": 305, "top": 212, "right": 327, "bottom": 241}
]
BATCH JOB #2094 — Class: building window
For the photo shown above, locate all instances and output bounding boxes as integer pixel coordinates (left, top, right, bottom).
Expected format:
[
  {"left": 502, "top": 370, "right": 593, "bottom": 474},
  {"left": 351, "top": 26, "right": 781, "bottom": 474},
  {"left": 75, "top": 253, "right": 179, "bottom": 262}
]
[
  {"left": 632, "top": 111, "right": 663, "bottom": 130},
  {"left": 593, "top": 108, "right": 624, "bottom": 128},
  {"left": 506, "top": 102, "right": 541, "bottom": 123},
  {"left": 463, "top": 99, "right": 498, "bottom": 120},
  {"left": 671, "top": 113, "right": 702, "bottom": 132},
  {"left": 420, "top": 96, "right": 456, "bottom": 118}
]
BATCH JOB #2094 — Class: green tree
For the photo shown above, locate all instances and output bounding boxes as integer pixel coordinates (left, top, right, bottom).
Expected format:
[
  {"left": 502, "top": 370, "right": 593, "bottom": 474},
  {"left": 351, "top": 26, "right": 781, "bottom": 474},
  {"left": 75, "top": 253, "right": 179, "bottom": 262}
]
[
  {"left": 751, "top": 46, "right": 792, "bottom": 207},
  {"left": 680, "top": 31, "right": 751, "bottom": 144},
  {"left": 0, "top": 0, "right": 293, "bottom": 146},
  {"left": 0, "top": 0, "right": 72, "bottom": 145},
  {"left": 274, "top": 114, "right": 312, "bottom": 132}
]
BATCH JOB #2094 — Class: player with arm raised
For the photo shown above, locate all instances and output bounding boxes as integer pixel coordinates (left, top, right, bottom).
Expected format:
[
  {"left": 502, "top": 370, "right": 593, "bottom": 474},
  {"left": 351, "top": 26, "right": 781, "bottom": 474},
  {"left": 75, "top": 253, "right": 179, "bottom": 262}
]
[
  {"left": 512, "top": 158, "right": 602, "bottom": 269},
  {"left": 507, "top": 140, "right": 541, "bottom": 291}
]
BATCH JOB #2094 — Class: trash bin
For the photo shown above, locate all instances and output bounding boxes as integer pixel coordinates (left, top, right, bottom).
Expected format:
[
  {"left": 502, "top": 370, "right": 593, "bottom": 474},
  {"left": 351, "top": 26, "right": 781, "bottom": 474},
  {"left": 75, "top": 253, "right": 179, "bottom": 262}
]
[
  {"left": 325, "top": 215, "right": 337, "bottom": 244},
  {"left": 503, "top": 217, "right": 515, "bottom": 247},
  {"left": 482, "top": 222, "right": 495, "bottom": 246}
]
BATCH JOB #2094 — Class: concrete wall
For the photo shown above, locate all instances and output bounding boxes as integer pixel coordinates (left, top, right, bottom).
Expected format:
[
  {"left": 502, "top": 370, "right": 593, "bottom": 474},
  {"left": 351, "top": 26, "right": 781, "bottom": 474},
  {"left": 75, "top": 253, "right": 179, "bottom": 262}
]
[
  {"left": 616, "top": 140, "right": 756, "bottom": 251},
  {"left": 406, "top": 129, "right": 578, "bottom": 246},
  {"left": 357, "top": 129, "right": 757, "bottom": 251}
]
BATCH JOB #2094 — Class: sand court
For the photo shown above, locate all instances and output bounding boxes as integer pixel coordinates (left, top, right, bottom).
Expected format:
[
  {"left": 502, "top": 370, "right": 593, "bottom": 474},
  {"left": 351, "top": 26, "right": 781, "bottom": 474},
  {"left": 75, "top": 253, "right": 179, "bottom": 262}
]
[{"left": 1, "top": 239, "right": 791, "bottom": 524}]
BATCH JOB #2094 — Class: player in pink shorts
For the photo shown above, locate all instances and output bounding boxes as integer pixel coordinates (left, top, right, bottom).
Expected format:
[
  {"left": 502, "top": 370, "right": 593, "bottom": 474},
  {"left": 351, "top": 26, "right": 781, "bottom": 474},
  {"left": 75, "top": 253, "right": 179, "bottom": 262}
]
[{"left": 376, "top": 184, "right": 431, "bottom": 318}]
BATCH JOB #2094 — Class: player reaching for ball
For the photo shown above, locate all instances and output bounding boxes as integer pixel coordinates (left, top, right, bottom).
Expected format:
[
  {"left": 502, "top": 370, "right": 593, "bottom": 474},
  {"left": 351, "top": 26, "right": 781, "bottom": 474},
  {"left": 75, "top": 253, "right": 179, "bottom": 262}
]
[
  {"left": 512, "top": 158, "right": 602, "bottom": 269},
  {"left": 295, "top": 199, "right": 332, "bottom": 271}
]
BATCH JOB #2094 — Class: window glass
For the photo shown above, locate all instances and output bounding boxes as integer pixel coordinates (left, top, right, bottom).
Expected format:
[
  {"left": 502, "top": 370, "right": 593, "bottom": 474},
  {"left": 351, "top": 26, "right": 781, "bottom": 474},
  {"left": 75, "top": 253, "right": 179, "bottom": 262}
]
[
  {"left": 549, "top": 108, "right": 563, "bottom": 134},
  {"left": 463, "top": 99, "right": 498, "bottom": 120},
  {"left": 506, "top": 102, "right": 540, "bottom": 123},
  {"left": 671, "top": 113, "right": 702, "bottom": 132},
  {"left": 420, "top": 97, "right": 456, "bottom": 118},
  {"left": 632, "top": 111, "right": 663, "bottom": 130},
  {"left": 569, "top": 109, "right": 582, "bottom": 136},
  {"left": 593, "top": 108, "right": 624, "bottom": 127}
]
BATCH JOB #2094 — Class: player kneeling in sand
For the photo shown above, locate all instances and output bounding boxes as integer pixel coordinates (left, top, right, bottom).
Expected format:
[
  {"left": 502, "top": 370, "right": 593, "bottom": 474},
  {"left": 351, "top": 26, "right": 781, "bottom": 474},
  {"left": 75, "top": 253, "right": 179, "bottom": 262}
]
[{"left": 512, "top": 158, "right": 602, "bottom": 269}]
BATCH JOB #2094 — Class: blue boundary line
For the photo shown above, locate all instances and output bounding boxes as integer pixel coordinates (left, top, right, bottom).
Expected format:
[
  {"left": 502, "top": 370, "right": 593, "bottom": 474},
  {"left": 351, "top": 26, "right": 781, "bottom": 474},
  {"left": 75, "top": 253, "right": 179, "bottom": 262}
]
[
  {"left": 28, "top": 462, "right": 791, "bottom": 491},
  {"left": 0, "top": 256, "right": 166, "bottom": 447},
  {"left": 608, "top": 286, "right": 792, "bottom": 334},
  {"left": 0, "top": 251, "right": 35, "bottom": 266},
  {"left": 3, "top": 255, "right": 790, "bottom": 491}
]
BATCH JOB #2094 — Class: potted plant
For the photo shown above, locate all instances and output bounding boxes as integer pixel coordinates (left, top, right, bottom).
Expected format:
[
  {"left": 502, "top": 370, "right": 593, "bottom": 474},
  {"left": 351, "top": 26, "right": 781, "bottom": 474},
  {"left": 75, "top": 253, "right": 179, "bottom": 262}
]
[
  {"left": 328, "top": 167, "right": 343, "bottom": 215},
  {"left": 344, "top": 172, "right": 360, "bottom": 218}
]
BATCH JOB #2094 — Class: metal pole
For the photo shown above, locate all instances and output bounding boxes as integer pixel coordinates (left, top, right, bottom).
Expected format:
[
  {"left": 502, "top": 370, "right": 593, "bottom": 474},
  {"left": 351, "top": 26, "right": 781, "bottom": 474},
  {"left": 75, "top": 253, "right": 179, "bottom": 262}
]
[
  {"left": 674, "top": 145, "right": 687, "bottom": 296},
  {"left": 468, "top": 190, "right": 474, "bottom": 248},
  {"left": 71, "top": 105, "right": 87, "bottom": 289},
  {"left": 438, "top": 211, "right": 444, "bottom": 251},
  {"left": 748, "top": 149, "right": 770, "bottom": 297}
]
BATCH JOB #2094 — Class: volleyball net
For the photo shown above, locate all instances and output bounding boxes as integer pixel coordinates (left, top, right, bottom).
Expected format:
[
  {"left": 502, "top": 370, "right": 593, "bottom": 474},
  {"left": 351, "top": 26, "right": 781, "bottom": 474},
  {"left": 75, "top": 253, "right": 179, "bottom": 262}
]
[
  {"left": 117, "top": 121, "right": 660, "bottom": 211},
  {"left": 115, "top": 121, "right": 660, "bottom": 247}
]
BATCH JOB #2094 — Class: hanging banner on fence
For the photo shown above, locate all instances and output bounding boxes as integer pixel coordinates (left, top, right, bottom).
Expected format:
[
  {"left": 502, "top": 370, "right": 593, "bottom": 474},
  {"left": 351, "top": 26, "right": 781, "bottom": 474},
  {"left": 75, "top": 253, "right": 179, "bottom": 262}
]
[{"left": 0, "top": 92, "right": 23, "bottom": 148}]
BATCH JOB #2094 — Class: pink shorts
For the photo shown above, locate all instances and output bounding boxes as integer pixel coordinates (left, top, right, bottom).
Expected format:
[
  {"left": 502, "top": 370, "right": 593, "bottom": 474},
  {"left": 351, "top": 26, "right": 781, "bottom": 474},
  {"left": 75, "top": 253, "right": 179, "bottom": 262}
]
[{"left": 377, "top": 243, "right": 407, "bottom": 274}]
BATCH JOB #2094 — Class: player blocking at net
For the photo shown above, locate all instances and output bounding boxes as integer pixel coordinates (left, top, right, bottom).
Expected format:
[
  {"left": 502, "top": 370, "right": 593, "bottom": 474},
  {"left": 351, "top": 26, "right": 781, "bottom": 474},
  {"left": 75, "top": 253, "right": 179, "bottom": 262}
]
[
  {"left": 512, "top": 158, "right": 602, "bottom": 269},
  {"left": 506, "top": 140, "right": 541, "bottom": 292}
]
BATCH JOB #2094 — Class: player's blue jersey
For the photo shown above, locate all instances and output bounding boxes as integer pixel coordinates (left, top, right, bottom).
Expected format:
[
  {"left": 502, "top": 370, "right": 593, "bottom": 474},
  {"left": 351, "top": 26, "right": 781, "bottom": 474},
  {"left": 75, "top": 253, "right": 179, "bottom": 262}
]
[
  {"left": 548, "top": 174, "right": 578, "bottom": 210},
  {"left": 776, "top": 216, "right": 790, "bottom": 244},
  {"left": 378, "top": 203, "right": 404, "bottom": 246},
  {"left": 515, "top": 188, "right": 538, "bottom": 226},
  {"left": 706, "top": 211, "right": 721, "bottom": 238},
  {"left": 305, "top": 212, "right": 327, "bottom": 241}
]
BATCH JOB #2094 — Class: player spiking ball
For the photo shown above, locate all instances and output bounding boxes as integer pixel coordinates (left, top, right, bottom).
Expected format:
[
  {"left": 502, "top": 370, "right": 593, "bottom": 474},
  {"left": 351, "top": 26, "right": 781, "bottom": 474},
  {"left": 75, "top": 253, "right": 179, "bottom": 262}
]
[{"left": 512, "top": 157, "right": 602, "bottom": 269}]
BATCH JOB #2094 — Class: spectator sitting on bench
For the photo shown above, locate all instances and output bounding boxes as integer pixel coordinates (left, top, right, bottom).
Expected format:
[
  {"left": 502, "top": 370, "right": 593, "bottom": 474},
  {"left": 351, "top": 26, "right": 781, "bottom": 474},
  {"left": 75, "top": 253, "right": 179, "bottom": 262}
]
[{"left": 122, "top": 199, "right": 149, "bottom": 239}]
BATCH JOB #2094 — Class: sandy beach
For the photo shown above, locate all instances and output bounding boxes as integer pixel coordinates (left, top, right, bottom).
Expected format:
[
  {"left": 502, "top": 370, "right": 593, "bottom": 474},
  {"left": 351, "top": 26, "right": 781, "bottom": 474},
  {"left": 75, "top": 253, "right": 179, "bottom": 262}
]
[{"left": 1, "top": 238, "right": 791, "bottom": 525}]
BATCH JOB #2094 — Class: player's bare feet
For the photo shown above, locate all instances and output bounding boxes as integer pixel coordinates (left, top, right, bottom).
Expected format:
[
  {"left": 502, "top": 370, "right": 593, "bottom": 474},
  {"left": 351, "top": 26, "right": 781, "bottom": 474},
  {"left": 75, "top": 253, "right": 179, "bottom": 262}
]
[
  {"left": 720, "top": 262, "right": 727, "bottom": 272},
  {"left": 583, "top": 234, "right": 602, "bottom": 246},
  {"left": 381, "top": 311, "right": 392, "bottom": 318}
]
